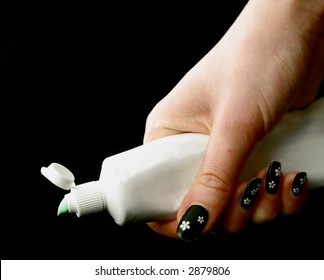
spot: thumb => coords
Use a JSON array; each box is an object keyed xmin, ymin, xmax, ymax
[{"xmin": 176, "ymin": 119, "xmax": 257, "ymax": 242}]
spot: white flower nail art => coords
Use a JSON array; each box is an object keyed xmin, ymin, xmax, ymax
[
  {"xmin": 292, "ymin": 187, "xmax": 301, "ymax": 194},
  {"xmin": 243, "ymin": 198, "xmax": 251, "ymax": 205},
  {"xmin": 268, "ymin": 181, "xmax": 276, "ymax": 189},
  {"xmin": 197, "ymin": 216, "xmax": 205, "ymax": 224},
  {"xmin": 251, "ymin": 188, "xmax": 258, "ymax": 195},
  {"xmin": 180, "ymin": 221, "xmax": 190, "ymax": 231},
  {"xmin": 291, "ymin": 173, "xmax": 307, "ymax": 196},
  {"xmin": 300, "ymin": 176, "xmax": 306, "ymax": 185},
  {"xmin": 275, "ymin": 167, "xmax": 281, "ymax": 177}
]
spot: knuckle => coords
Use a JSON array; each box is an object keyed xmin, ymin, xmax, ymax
[{"xmin": 195, "ymin": 171, "xmax": 232, "ymax": 197}]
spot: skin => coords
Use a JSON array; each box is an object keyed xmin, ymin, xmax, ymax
[{"xmin": 143, "ymin": 0, "xmax": 324, "ymax": 239}]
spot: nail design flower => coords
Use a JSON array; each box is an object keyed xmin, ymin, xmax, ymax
[
  {"xmin": 251, "ymin": 182, "xmax": 261, "ymax": 195},
  {"xmin": 251, "ymin": 188, "xmax": 258, "ymax": 195},
  {"xmin": 197, "ymin": 216, "xmax": 205, "ymax": 224},
  {"xmin": 268, "ymin": 181, "xmax": 276, "ymax": 189},
  {"xmin": 300, "ymin": 176, "xmax": 306, "ymax": 185},
  {"xmin": 177, "ymin": 206, "xmax": 209, "ymax": 241},
  {"xmin": 241, "ymin": 178, "xmax": 262, "ymax": 210},
  {"xmin": 292, "ymin": 187, "xmax": 301, "ymax": 195},
  {"xmin": 179, "ymin": 220, "xmax": 190, "ymax": 231},
  {"xmin": 275, "ymin": 167, "xmax": 281, "ymax": 177},
  {"xmin": 291, "ymin": 172, "xmax": 307, "ymax": 197},
  {"xmin": 243, "ymin": 197, "xmax": 251, "ymax": 205}
]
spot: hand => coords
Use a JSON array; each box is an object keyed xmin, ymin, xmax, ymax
[{"xmin": 143, "ymin": 0, "xmax": 324, "ymax": 241}]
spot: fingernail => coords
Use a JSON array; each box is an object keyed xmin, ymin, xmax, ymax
[
  {"xmin": 177, "ymin": 205, "xmax": 208, "ymax": 242},
  {"xmin": 265, "ymin": 161, "xmax": 281, "ymax": 194},
  {"xmin": 240, "ymin": 177, "xmax": 262, "ymax": 210},
  {"xmin": 291, "ymin": 172, "xmax": 307, "ymax": 196}
]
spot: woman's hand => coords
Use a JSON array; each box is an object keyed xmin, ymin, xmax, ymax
[{"xmin": 144, "ymin": 0, "xmax": 323, "ymax": 241}]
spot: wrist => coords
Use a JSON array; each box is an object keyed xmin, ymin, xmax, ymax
[
  {"xmin": 246, "ymin": 0, "xmax": 324, "ymax": 49},
  {"xmin": 288, "ymin": 0, "xmax": 324, "ymax": 34}
]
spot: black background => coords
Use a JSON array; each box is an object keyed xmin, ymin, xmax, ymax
[{"xmin": 1, "ymin": 0, "xmax": 323, "ymax": 260}]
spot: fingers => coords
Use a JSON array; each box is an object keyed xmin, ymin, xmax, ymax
[
  {"xmin": 220, "ymin": 162, "xmax": 308, "ymax": 234},
  {"xmin": 220, "ymin": 177, "xmax": 262, "ymax": 233},
  {"xmin": 280, "ymin": 171, "xmax": 308, "ymax": 215},
  {"xmin": 251, "ymin": 161, "xmax": 283, "ymax": 224},
  {"xmin": 251, "ymin": 164, "xmax": 308, "ymax": 224},
  {"xmin": 147, "ymin": 220, "xmax": 179, "ymax": 239},
  {"xmin": 175, "ymin": 121, "xmax": 256, "ymax": 242},
  {"xmin": 147, "ymin": 161, "xmax": 309, "ymax": 239}
]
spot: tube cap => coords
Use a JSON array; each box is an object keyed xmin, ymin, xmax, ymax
[
  {"xmin": 64, "ymin": 181, "xmax": 105, "ymax": 217},
  {"xmin": 41, "ymin": 163, "xmax": 75, "ymax": 190}
]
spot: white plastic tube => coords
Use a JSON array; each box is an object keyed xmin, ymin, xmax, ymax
[{"xmin": 42, "ymin": 97, "xmax": 324, "ymax": 226}]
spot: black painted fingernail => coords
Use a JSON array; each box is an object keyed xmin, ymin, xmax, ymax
[
  {"xmin": 240, "ymin": 177, "xmax": 262, "ymax": 210},
  {"xmin": 291, "ymin": 172, "xmax": 307, "ymax": 196},
  {"xmin": 177, "ymin": 205, "xmax": 208, "ymax": 242},
  {"xmin": 265, "ymin": 161, "xmax": 281, "ymax": 194}
]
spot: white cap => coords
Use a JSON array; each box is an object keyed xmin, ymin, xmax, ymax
[
  {"xmin": 41, "ymin": 162, "xmax": 106, "ymax": 217},
  {"xmin": 41, "ymin": 163, "xmax": 75, "ymax": 190},
  {"xmin": 64, "ymin": 181, "xmax": 105, "ymax": 217}
]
